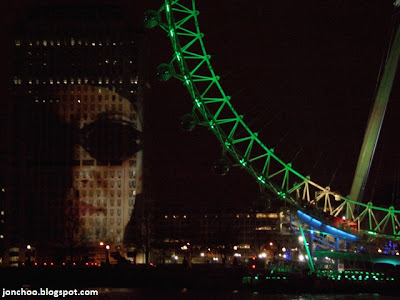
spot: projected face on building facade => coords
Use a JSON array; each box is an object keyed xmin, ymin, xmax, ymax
[{"xmin": 54, "ymin": 85, "xmax": 142, "ymax": 249}]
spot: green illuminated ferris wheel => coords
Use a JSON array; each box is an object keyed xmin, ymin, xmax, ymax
[{"xmin": 145, "ymin": 0, "xmax": 400, "ymax": 243}]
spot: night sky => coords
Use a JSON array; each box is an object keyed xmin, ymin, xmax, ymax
[{"xmin": 1, "ymin": 0, "xmax": 399, "ymax": 210}]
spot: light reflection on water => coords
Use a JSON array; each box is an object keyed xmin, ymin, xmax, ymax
[{"xmin": 68, "ymin": 288, "xmax": 398, "ymax": 300}]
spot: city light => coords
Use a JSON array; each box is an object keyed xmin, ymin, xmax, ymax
[
  {"xmin": 299, "ymin": 254, "xmax": 305, "ymax": 261},
  {"xmin": 258, "ymin": 253, "xmax": 267, "ymax": 258},
  {"xmin": 200, "ymin": 253, "xmax": 205, "ymax": 257}
]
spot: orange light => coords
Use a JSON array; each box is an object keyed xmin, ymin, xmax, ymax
[{"xmin": 252, "ymin": 265, "xmax": 256, "ymax": 269}]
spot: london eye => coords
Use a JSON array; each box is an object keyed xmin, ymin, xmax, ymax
[{"xmin": 145, "ymin": 0, "xmax": 400, "ymax": 271}]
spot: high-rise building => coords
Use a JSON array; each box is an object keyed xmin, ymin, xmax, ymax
[{"xmin": 8, "ymin": 3, "xmax": 144, "ymax": 265}]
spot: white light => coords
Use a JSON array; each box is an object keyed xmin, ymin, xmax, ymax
[
  {"xmin": 298, "ymin": 236, "xmax": 304, "ymax": 242},
  {"xmin": 213, "ymin": 257, "xmax": 218, "ymax": 261},
  {"xmin": 233, "ymin": 246, "xmax": 238, "ymax": 251},
  {"xmin": 27, "ymin": 245, "xmax": 31, "ymax": 250},
  {"xmin": 378, "ymin": 249, "xmax": 382, "ymax": 253},
  {"xmin": 299, "ymin": 254, "xmax": 305, "ymax": 261},
  {"xmin": 258, "ymin": 253, "xmax": 267, "ymax": 258},
  {"xmin": 105, "ymin": 245, "xmax": 110, "ymax": 250},
  {"xmin": 283, "ymin": 254, "xmax": 287, "ymax": 259},
  {"xmin": 234, "ymin": 253, "xmax": 241, "ymax": 257},
  {"xmin": 200, "ymin": 253, "xmax": 204, "ymax": 257},
  {"xmin": 181, "ymin": 245, "xmax": 188, "ymax": 250},
  {"xmin": 174, "ymin": 256, "xmax": 178, "ymax": 260},
  {"xmin": 342, "ymin": 216, "xmax": 346, "ymax": 221},
  {"xmin": 282, "ymin": 247, "xmax": 286, "ymax": 252}
]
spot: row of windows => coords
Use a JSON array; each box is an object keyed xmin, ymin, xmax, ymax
[
  {"xmin": 82, "ymin": 217, "xmax": 125, "ymax": 226},
  {"xmin": 81, "ymin": 208, "xmax": 123, "ymax": 217},
  {"xmin": 75, "ymin": 189, "xmax": 136, "ymax": 198},
  {"xmin": 75, "ymin": 170, "xmax": 133, "ymax": 178},
  {"xmin": 15, "ymin": 40, "xmax": 133, "ymax": 47},
  {"xmin": 85, "ymin": 227, "xmax": 123, "ymax": 236},
  {"xmin": 14, "ymin": 78, "xmax": 138, "ymax": 86},
  {"xmin": 163, "ymin": 213, "xmax": 279, "ymax": 219},
  {"xmin": 75, "ymin": 180, "xmax": 136, "ymax": 188},
  {"xmin": 79, "ymin": 199, "xmax": 134, "ymax": 207}
]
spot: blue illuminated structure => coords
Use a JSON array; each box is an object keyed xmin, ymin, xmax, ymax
[{"xmin": 297, "ymin": 210, "xmax": 360, "ymax": 243}]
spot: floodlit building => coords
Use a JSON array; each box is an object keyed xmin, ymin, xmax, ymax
[{"xmin": 7, "ymin": 3, "xmax": 144, "ymax": 265}]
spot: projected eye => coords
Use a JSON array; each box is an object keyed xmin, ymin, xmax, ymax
[{"xmin": 79, "ymin": 119, "xmax": 142, "ymax": 162}]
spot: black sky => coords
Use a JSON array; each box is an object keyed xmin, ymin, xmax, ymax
[{"xmin": 1, "ymin": 0, "xmax": 399, "ymax": 209}]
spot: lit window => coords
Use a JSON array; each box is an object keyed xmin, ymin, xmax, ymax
[
  {"xmin": 15, "ymin": 40, "xmax": 21, "ymax": 46},
  {"xmin": 71, "ymin": 39, "xmax": 75, "ymax": 46},
  {"xmin": 43, "ymin": 40, "xmax": 47, "ymax": 46},
  {"xmin": 92, "ymin": 42, "xmax": 96, "ymax": 46},
  {"xmin": 267, "ymin": 213, "xmax": 278, "ymax": 219},
  {"xmin": 50, "ymin": 40, "xmax": 54, "ymax": 46},
  {"xmin": 57, "ymin": 40, "xmax": 61, "ymax": 46},
  {"xmin": 256, "ymin": 213, "xmax": 267, "ymax": 219}
]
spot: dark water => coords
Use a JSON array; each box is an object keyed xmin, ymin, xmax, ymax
[{"xmin": 73, "ymin": 288, "xmax": 400, "ymax": 300}]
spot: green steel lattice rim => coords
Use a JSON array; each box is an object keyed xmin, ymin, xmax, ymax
[{"xmin": 153, "ymin": 0, "xmax": 400, "ymax": 240}]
